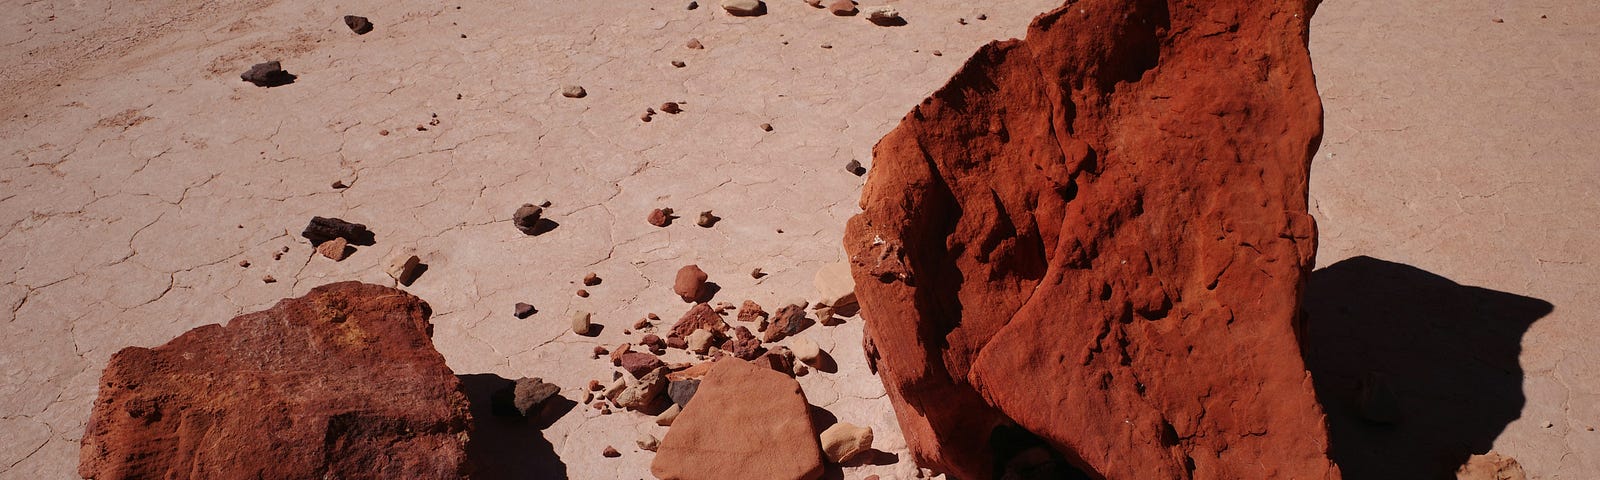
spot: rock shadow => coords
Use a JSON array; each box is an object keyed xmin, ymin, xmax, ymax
[
  {"xmin": 1303, "ymin": 256, "xmax": 1552, "ymax": 479},
  {"xmin": 456, "ymin": 374, "xmax": 572, "ymax": 479}
]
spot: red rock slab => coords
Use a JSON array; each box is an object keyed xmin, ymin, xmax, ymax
[
  {"xmin": 843, "ymin": 0, "xmax": 1339, "ymax": 478},
  {"xmin": 651, "ymin": 359, "xmax": 823, "ymax": 480},
  {"xmin": 78, "ymin": 282, "xmax": 471, "ymax": 479}
]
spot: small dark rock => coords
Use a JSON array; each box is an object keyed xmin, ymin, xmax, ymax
[
  {"xmin": 513, "ymin": 302, "xmax": 535, "ymax": 319},
  {"xmin": 668, "ymin": 379, "xmax": 701, "ymax": 407},
  {"xmin": 344, "ymin": 15, "xmax": 373, "ymax": 34},
  {"xmin": 661, "ymin": 102, "xmax": 682, "ymax": 114},
  {"xmin": 648, "ymin": 207, "xmax": 674, "ymax": 227},
  {"xmin": 602, "ymin": 446, "xmax": 621, "ymax": 458},
  {"xmin": 845, "ymin": 159, "xmax": 865, "ymax": 175},
  {"xmin": 583, "ymin": 272, "xmax": 602, "ymax": 286},
  {"xmin": 759, "ymin": 123, "xmax": 774, "ymax": 132},
  {"xmin": 301, "ymin": 216, "xmax": 375, "ymax": 246},
  {"xmin": 576, "ymin": 289, "xmax": 589, "ymax": 298},
  {"xmin": 512, "ymin": 203, "xmax": 544, "ymax": 235},
  {"xmin": 490, "ymin": 377, "xmax": 561, "ymax": 417},
  {"xmin": 241, "ymin": 61, "xmax": 296, "ymax": 87},
  {"xmin": 696, "ymin": 211, "xmax": 719, "ymax": 228}
]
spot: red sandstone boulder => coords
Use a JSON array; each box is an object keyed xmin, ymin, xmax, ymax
[
  {"xmin": 842, "ymin": 1, "xmax": 1338, "ymax": 479},
  {"xmin": 78, "ymin": 282, "xmax": 471, "ymax": 479},
  {"xmin": 651, "ymin": 359, "xmax": 824, "ymax": 480}
]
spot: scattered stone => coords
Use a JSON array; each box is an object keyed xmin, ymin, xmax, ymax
[
  {"xmin": 239, "ymin": 260, "xmax": 250, "ymax": 268},
  {"xmin": 648, "ymin": 207, "xmax": 674, "ymax": 227},
  {"xmin": 582, "ymin": 391, "xmax": 593, "ymax": 403},
  {"xmin": 687, "ymin": 329, "xmax": 715, "ymax": 354},
  {"xmin": 814, "ymin": 261, "xmax": 857, "ymax": 308},
  {"xmin": 845, "ymin": 159, "xmax": 865, "ymax": 175},
  {"xmin": 761, "ymin": 348, "xmax": 794, "ymax": 375},
  {"xmin": 661, "ymin": 102, "xmax": 682, "ymax": 114},
  {"xmin": 240, "ymin": 61, "xmax": 295, "ymax": 87},
  {"xmin": 379, "ymin": 129, "xmax": 390, "ymax": 136},
  {"xmin": 633, "ymin": 317, "xmax": 652, "ymax": 330},
  {"xmin": 316, "ymin": 237, "xmax": 349, "ymax": 261},
  {"xmin": 609, "ymin": 344, "xmax": 631, "ymax": 365},
  {"xmin": 816, "ymin": 306, "xmax": 841, "ymax": 326},
  {"xmin": 576, "ymin": 289, "xmax": 589, "ymax": 298},
  {"xmin": 863, "ymin": 6, "xmax": 902, "ymax": 25},
  {"xmin": 667, "ymin": 336, "xmax": 688, "ymax": 349},
  {"xmin": 1457, "ymin": 452, "xmax": 1526, "ymax": 480},
  {"xmin": 588, "ymin": 379, "xmax": 602, "ymax": 391},
  {"xmin": 667, "ymin": 377, "xmax": 701, "ymax": 408},
  {"xmin": 805, "ymin": 0, "xmax": 823, "ymax": 6},
  {"xmin": 760, "ymin": 123, "xmax": 774, "ymax": 132},
  {"xmin": 671, "ymin": 303, "xmax": 729, "ymax": 340},
  {"xmin": 343, "ymin": 15, "xmax": 373, "ymax": 34},
  {"xmin": 751, "ymin": 267, "xmax": 766, "ymax": 279},
  {"xmin": 602, "ymin": 446, "xmax": 621, "ymax": 458},
  {"xmin": 696, "ymin": 210, "xmax": 719, "ymax": 227},
  {"xmin": 671, "ymin": 60, "xmax": 686, "ymax": 68},
  {"xmin": 687, "ymin": 1, "xmax": 698, "ymax": 9},
  {"xmin": 512, "ymin": 203, "xmax": 545, "ymax": 235},
  {"xmin": 561, "ymin": 85, "xmax": 587, "ymax": 98},
  {"xmin": 642, "ymin": 334, "xmax": 664, "ymax": 348},
  {"xmin": 737, "ymin": 300, "xmax": 767, "ymax": 324},
  {"xmin": 828, "ymin": 0, "xmax": 857, "ymax": 15},
  {"xmin": 932, "ymin": 50, "xmax": 942, "ymax": 56},
  {"xmin": 651, "ymin": 359, "xmax": 823, "ymax": 480},
  {"xmin": 331, "ymin": 180, "xmax": 348, "ymax": 189},
  {"xmin": 794, "ymin": 363, "xmax": 810, "ymax": 376},
  {"xmin": 490, "ymin": 377, "xmax": 561, "ymax": 417},
  {"xmin": 791, "ymin": 336, "xmax": 823, "ymax": 367},
  {"xmin": 603, "ymin": 377, "xmax": 627, "ymax": 401},
  {"xmin": 763, "ymin": 301, "xmax": 810, "ymax": 342},
  {"xmin": 571, "ymin": 311, "xmax": 593, "ymax": 335},
  {"xmin": 686, "ymin": 38, "xmax": 704, "ymax": 49},
  {"xmin": 656, "ymin": 403, "xmax": 682, "ymax": 426},
  {"xmin": 821, "ymin": 422, "xmax": 874, "ymax": 463},
  {"xmin": 721, "ymin": 0, "xmax": 764, "ymax": 16},
  {"xmin": 1492, "ymin": 18, "xmax": 1505, "ymax": 24},
  {"xmin": 620, "ymin": 352, "xmax": 666, "ymax": 379},
  {"xmin": 301, "ymin": 216, "xmax": 375, "ymax": 246},
  {"xmin": 721, "ymin": 326, "xmax": 763, "ymax": 360},
  {"xmin": 976, "ymin": 13, "xmax": 986, "ymax": 20},
  {"xmin": 638, "ymin": 433, "xmax": 660, "ymax": 452},
  {"xmin": 77, "ymin": 283, "xmax": 470, "ymax": 478},
  {"xmin": 641, "ymin": 109, "xmax": 656, "ymax": 122},
  {"xmin": 385, "ymin": 250, "xmax": 422, "ymax": 286},
  {"xmin": 514, "ymin": 302, "xmax": 536, "ymax": 319},
  {"xmin": 583, "ymin": 272, "xmax": 601, "ymax": 286},
  {"xmin": 821, "ymin": 44, "xmax": 832, "ymax": 49},
  {"xmin": 617, "ymin": 366, "xmax": 669, "ymax": 410},
  {"xmin": 261, "ymin": 275, "xmax": 277, "ymax": 284},
  {"xmin": 673, "ymin": 265, "xmax": 711, "ymax": 302}
]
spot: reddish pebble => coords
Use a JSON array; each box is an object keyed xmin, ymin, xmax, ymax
[
  {"xmin": 603, "ymin": 446, "xmax": 620, "ymax": 458},
  {"xmin": 576, "ymin": 289, "xmax": 589, "ymax": 297}
]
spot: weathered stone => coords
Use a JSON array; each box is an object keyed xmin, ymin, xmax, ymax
[
  {"xmin": 763, "ymin": 302, "xmax": 810, "ymax": 343},
  {"xmin": 512, "ymin": 204, "xmax": 544, "ymax": 235},
  {"xmin": 667, "ymin": 379, "xmax": 700, "ymax": 408},
  {"xmin": 843, "ymin": 1, "xmax": 1335, "ymax": 478},
  {"xmin": 791, "ymin": 336, "xmax": 822, "ymax": 367},
  {"xmin": 1457, "ymin": 453, "xmax": 1526, "ymax": 480},
  {"xmin": 78, "ymin": 282, "xmax": 469, "ymax": 479},
  {"xmin": 571, "ymin": 311, "xmax": 593, "ymax": 335},
  {"xmin": 662, "ymin": 101, "xmax": 682, "ymax": 113},
  {"xmin": 845, "ymin": 159, "xmax": 865, "ymax": 176},
  {"xmin": 686, "ymin": 38, "xmax": 704, "ymax": 49},
  {"xmin": 638, "ymin": 433, "xmax": 661, "ymax": 452},
  {"xmin": 666, "ymin": 362, "xmax": 713, "ymax": 383},
  {"xmin": 721, "ymin": 0, "xmax": 764, "ymax": 16},
  {"xmin": 316, "ymin": 236, "xmax": 349, "ymax": 261},
  {"xmin": 609, "ymin": 343, "xmax": 631, "ymax": 365},
  {"xmin": 820, "ymin": 422, "xmax": 873, "ymax": 463},
  {"xmin": 603, "ymin": 377, "xmax": 627, "ymax": 401},
  {"xmin": 561, "ymin": 85, "xmax": 586, "ymax": 98},
  {"xmin": 737, "ymin": 300, "xmax": 768, "ymax": 323},
  {"xmin": 813, "ymin": 262, "xmax": 856, "ymax": 307},
  {"xmin": 670, "ymin": 302, "xmax": 727, "ymax": 339},
  {"xmin": 616, "ymin": 367, "xmax": 669, "ymax": 410},
  {"xmin": 491, "ymin": 377, "xmax": 561, "ymax": 417},
  {"xmin": 602, "ymin": 446, "xmax": 620, "ymax": 458},
  {"xmin": 301, "ymin": 216, "xmax": 375, "ymax": 246},
  {"xmin": 648, "ymin": 208, "xmax": 674, "ymax": 227},
  {"xmin": 656, "ymin": 404, "xmax": 681, "ymax": 426},
  {"xmin": 343, "ymin": 15, "xmax": 373, "ymax": 34},
  {"xmin": 385, "ymin": 250, "xmax": 422, "ymax": 286},
  {"xmin": 651, "ymin": 359, "xmax": 824, "ymax": 480},
  {"xmin": 240, "ymin": 61, "xmax": 295, "ymax": 87},
  {"xmin": 620, "ymin": 352, "xmax": 666, "ymax": 379},
  {"xmin": 513, "ymin": 302, "xmax": 535, "ymax": 319},
  {"xmin": 686, "ymin": 329, "xmax": 714, "ymax": 354},
  {"xmin": 673, "ymin": 265, "xmax": 711, "ymax": 302},
  {"xmin": 721, "ymin": 326, "xmax": 763, "ymax": 360},
  {"xmin": 696, "ymin": 210, "xmax": 718, "ymax": 228},
  {"xmin": 827, "ymin": 0, "xmax": 857, "ymax": 15},
  {"xmin": 583, "ymin": 272, "xmax": 601, "ymax": 286},
  {"xmin": 863, "ymin": 6, "xmax": 902, "ymax": 25}
]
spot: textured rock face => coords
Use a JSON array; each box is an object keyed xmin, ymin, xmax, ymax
[
  {"xmin": 79, "ymin": 282, "xmax": 471, "ymax": 479},
  {"xmin": 842, "ymin": 1, "xmax": 1336, "ymax": 479},
  {"xmin": 651, "ymin": 359, "xmax": 823, "ymax": 480}
]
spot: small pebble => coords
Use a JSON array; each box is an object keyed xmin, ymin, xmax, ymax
[
  {"xmin": 588, "ymin": 379, "xmax": 602, "ymax": 391},
  {"xmin": 977, "ymin": 13, "xmax": 987, "ymax": 20},
  {"xmin": 697, "ymin": 211, "xmax": 718, "ymax": 227},
  {"xmin": 637, "ymin": 433, "xmax": 660, "ymax": 452},
  {"xmin": 331, "ymin": 180, "xmax": 348, "ymax": 189},
  {"xmin": 239, "ymin": 260, "xmax": 251, "ymax": 268},
  {"xmin": 751, "ymin": 268, "xmax": 766, "ymax": 279},
  {"xmin": 561, "ymin": 85, "xmax": 587, "ymax": 98},
  {"xmin": 845, "ymin": 159, "xmax": 865, "ymax": 175},
  {"xmin": 672, "ymin": 60, "xmax": 686, "ymax": 68},
  {"xmin": 661, "ymin": 102, "xmax": 682, "ymax": 114},
  {"xmin": 760, "ymin": 123, "xmax": 774, "ymax": 131},
  {"xmin": 602, "ymin": 446, "xmax": 620, "ymax": 458},
  {"xmin": 577, "ymin": 289, "xmax": 589, "ymax": 298},
  {"xmin": 572, "ymin": 311, "xmax": 593, "ymax": 335},
  {"xmin": 379, "ymin": 129, "xmax": 389, "ymax": 136},
  {"xmin": 821, "ymin": 44, "xmax": 832, "ymax": 49},
  {"xmin": 686, "ymin": 38, "xmax": 704, "ymax": 49},
  {"xmin": 932, "ymin": 50, "xmax": 942, "ymax": 56},
  {"xmin": 687, "ymin": 1, "xmax": 698, "ymax": 9},
  {"xmin": 583, "ymin": 272, "xmax": 602, "ymax": 286},
  {"xmin": 594, "ymin": 345, "xmax": 609, "ymax": 356},
  {"xmin": 262, "ymin": 275, "xmax": 276, "ymax": 284},
  {"xmin": 513, "ymin": 302, "xmax": 536, "ymax": 319}
]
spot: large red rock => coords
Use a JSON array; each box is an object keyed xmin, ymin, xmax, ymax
[
  {"xmin": 842, "ymin": 1, "xmax": 1338, "ymax": 479},
  {"xmin": 651, "ymin": 359, "xmax": 824, "ymax": 480},
  {"xmin": 79, "ymin": 282, "xmax": 472, "ymax": 479}
]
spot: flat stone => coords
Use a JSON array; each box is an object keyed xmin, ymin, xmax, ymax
[
  {"xmin": 651, "ymin": 359, "xmax": 824, "ymax": 480},
  {"xmin": 721, "ymin": 0, "xmax": 764, "ymax": 16},
  {"xmin": 820, "ymin": 422, "xmax": 873, "ymax": 463},
  {"xmin": 240, "ymin": 61, "xmax": 295, "ymax": 87},
  {"xmin": 343, "ymin": 15, "xmax": 373, "ymax": 34},
  {"xmin": 668, "ymin": 378, "xmax": 700, "ymax": 407},
  {"xmin": 686, "ymin": 329, "xmax": 714, "ymax": 354},
  {"xmin": 620, "ymin": 352, "xmax": 666, "ymax": 379},
  {"xmin": 561, "ymin": 85, "xmax": 587, "ymax": 98},
  {"xmin": 813, "ymin": 261, "xmax": 856, "ymax": 307},
  {"xmin": 316, "ymin": 236, "xmax": 348, "ymax": 261},
  {"xmin": 513, "ymin": 302, "xmax": 535, "ymax": 319},
  {"xmin": 827, "ymin": 0, "xmax": 857, "ymax": 15}
]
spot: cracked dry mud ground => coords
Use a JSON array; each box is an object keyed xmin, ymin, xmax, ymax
[{"xmin": 0, "ymin": 1, "xmax": 1595, "ymax": 479}]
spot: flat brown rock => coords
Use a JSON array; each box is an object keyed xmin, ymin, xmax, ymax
[
  {"xmin": 78, "ymin": 282, "xmax": 470, "ymax": 479},
  {"xmin": 651, "ymin": 359, "xmax": 823, "ymax": 480},
  {"xmin": 843, "ymin": 0, "xmax": 1338, "ymax": 478}
]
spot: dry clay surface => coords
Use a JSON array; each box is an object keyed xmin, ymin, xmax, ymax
[{"xmin": 0, "ymin": 0, "xmax": 1595, "ymax": 479}]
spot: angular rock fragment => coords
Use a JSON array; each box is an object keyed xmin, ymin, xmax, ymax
[
  {"xmin": 648, "ymin": 207, "xmax": 674, "ymax": 227},
  {"xmin": 316, "ymin": 237, "xmax": 349, "ymax": 261},
  {"xmin": 385, "ymin": 250, "xmax": 422, "ymax": 286},
  {"xmin": 656, "ymin": 404, "xmax": 681, "ymax": 426},
  {"xmin": 686, "ymin": 38, "xmax": 704, "ymax": 49},
  {"xmin": 843, "ymin": 1, "xmax": 1337, "ymax": 478},
  {"xmin": 763, "ymin": 301, "xmax": 810, "ymax": 343},
  {"xmin": 668, "ymin": 378, "xmax": 699, "ymax": 408},
  {"xmin": 491, "ymin": 377, "xmax": 561, "ymax": 418},
  {"xmin": 344, "ymin": 15, "xmax": 373, "ymax": 34},
  {"xmin": 561, "ymin": 85, "xmax": 586, "ymax": 98},
  {"xmin": 602, "ymin": 446, "xmax": 621, "ymax": 458},
  {"xmin": 686, "ymin": 329, "xmax": 714, "ymax": 354},
  {"xmin": 721, "ymin": 326, "xmax": 763, "ymax": 360},
  {"xmin": 673, "ymin": 265, "xmax": 711, "ymax": 302},
  {"xmin": 512, "ymin": 203, "xmax": 545, "ymax": 235},
  {"xmin": 863, "ymin": 6, "xmax": 903, "ymax": 26},
  {"xmin": 638, "ymin": 433, "xmax": 660, "ymax": 452},
  {"xmin": 583, "ymin": 272, "xmax": 601, "ymax": 286},
  {"xmin": 820, "ymin": 422, "xmax": 873, "ymax": 463},
  {"xmin": 78, "ymin": 282, "xmax": 470, "ymax": 479},
  {"xmin": 737, "ymin": 300, "xmax": 768, "ymax": 324},
  {"xmin": 721, "ymin": 0, "xmax": 765, "ymax": 16},
  {"xmin": 620, "ymin": 352, "xmax": 666, "ymax": 379},
  {"xmin": 616, "ymin": 367, "xmax": 668, "ymax": 410},
  {"xmin": 845, "ymin": 159, "xmax": 865, "ymax": 176},
  {"xmin": 240, "ymin": 61, "xmax": 295, "ymax": 87},
  {"xmin": 652, "ymin": 359, "xmax": 824, "ymax": 480},
  {"xmin": 301, "ymin": 216, "xmax": 375, "ymax": 246},
  {"xmin": 513, "ymin": 302, "xmax": 535, "ymax": 319},
  {"xmin": 661, "ymin": 101, "xmax": 682, "ymax": 113},
  {"xmin": 813, "ymin": 261, "xmax": 856, "ymax": 308},
  {"xmin": 696, "ymin": 210, "xmax": 719, "ymax": 228}
]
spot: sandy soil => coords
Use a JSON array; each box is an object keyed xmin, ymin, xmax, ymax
[{"xmin": 0, "ymin": 0, "xmax": 1594, "ymax": 479}]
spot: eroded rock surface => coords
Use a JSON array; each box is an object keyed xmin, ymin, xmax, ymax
[
  {"xmin": 78, "ymin": 282, "xmax": 471, "ymax": 479},
  {"xmin": 843, "ymin": 1, "xmax": 1336, "ymax": 478}
]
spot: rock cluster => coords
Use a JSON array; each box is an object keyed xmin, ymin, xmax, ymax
[{"xmin": 843, "ymin": 0, "xmax": 1337, "ymax": 478}]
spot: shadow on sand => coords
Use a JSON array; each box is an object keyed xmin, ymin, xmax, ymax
[
  {"xmin": 1303, "ymin": 256, "xmax": 1553, "ymax": 479},
  {"xmin": 456, "ymin": 373, "xmax": 572, "ymax": 479}
]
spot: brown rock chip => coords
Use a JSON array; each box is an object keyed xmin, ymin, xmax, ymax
[
  {"xmin": 648, "ymin": 207, "xmax": 674, "ymax": 227},
  {"xmin": 651, "ymin": 359, "xmax": 824, "ymax": 480},
  {"xmin": 669, "ymin": 303, "xmax": 728, "ymax": 340},
  {"xmin": 316, "ymin": 237, "xmax": 349, "ymax": 261}
]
